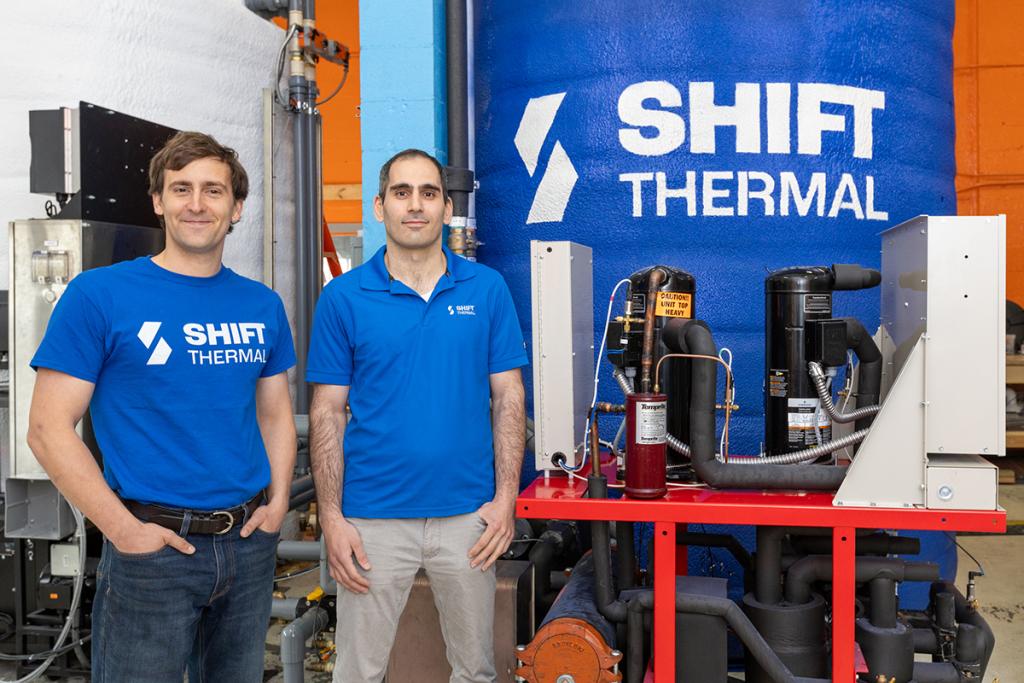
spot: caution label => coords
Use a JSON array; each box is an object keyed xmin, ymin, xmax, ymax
[
  {"xmin": 768, "ymin": 368, "xmax": 789, "ymax": 398},
  {"xmin": 654, "ymin": 291, "xmax": 693, "ymax": 319}
]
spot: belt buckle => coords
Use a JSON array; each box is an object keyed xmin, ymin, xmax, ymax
[{"xmin": 211, "ymin": 510, "xmax": 235, "ymax": 535}]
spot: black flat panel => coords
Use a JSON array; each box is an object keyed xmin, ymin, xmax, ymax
[{"xmin": 58, "ymin": 102, "xmax": 177, "ymax": 228}]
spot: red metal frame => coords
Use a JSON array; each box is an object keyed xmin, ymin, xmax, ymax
[{"xmin": 517, "ymin": 472, "xmax": 1006, "ymax": 682}]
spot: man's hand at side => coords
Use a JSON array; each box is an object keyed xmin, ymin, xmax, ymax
[
  {"xmin": 240, "ymin": 496, "xmax": 289, "ymax": 537},
  {"xmin": 322, "ymin": 514, "xmax": 372, "ymax": 593},
  {"xmin": 468, "ymin": 495, "xmax": 515, "ymax": 571}
]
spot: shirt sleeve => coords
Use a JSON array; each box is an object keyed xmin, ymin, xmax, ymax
[
  {"xmin": 488, "ymin": 276, "xmax": 529, "ymax": 374},
  {"xmin": 261, "ymin": 295, "xmax": 297, "ymax": 378},
  {"xmin": 306, "ymin": 287, "xmax": 354, "ymax": 386},
  {"xmin": 30, "ymin": 279, "xmax": 109, "ymax": 383}
]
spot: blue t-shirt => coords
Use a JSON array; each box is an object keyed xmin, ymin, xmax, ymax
[
  {"xmin": 31, "ymin": 257, "xmax": 296, "ymax": 510},
  {"xmin": 306, "ymin": 246, "xmax": 528, "ymax": 518}
]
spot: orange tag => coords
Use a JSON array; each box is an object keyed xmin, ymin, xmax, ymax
[{"xmin": 655, "ymin": 291, "xmax": 692, "ymax": 318}]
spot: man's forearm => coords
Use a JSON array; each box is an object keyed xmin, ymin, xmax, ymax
[
  {"xmin": 309, "ymin": 395, "xmax": 346, "ymax": 523},
  {"xmin": 259, "ymin": 411, "xmax": 297, "ymax": 507},
  {"xmin": 491, "ymin": 385, "xmax": 526, "ymax": 501},
  {"xmin": 29, "ymin": 426, "xmax": 140, "ymax": 544}
]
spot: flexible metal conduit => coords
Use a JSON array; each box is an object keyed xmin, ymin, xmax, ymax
[
  {"xmin": 740, "ymin": 428, "xmax": 869, "ymax": 465},
  {"xmin": 807, "ymin": 362, "xmax": 880, "ymax": 423}
]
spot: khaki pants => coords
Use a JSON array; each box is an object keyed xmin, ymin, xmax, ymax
[{"xmin": 333, "ymin": 513, "xmax": 497, "ymax": 683}]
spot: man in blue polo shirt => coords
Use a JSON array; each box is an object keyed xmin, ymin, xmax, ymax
[
  {"xmin": 28, "ymin": 131, "xmax": 296, "ymax": 682},
  {"xmin": 308, "ymin": 149, "xmax": 527, "ymax": 682}
]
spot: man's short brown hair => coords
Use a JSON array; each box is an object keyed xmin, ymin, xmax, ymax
[
  {"xmin": 148, "ymin": 131, "xmax": 249, "ymax": 201},
  {"xmin": 377, "ymin": 149, "xmax": 448, "ymax": 201}
]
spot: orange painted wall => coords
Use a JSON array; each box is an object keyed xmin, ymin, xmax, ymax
[
  {"xmin": 954, "ymin": 0, "xmax": 1024, "ymax": 304},
  {"xmin": 315, "ymin": 1, "xmax": 361, "ymax": 226}
]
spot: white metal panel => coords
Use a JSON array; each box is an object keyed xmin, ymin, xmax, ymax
[
  {"xmin": 926, "ymin": 454, "xmax": 998, "ymax": 510},
  {"xmin": 835, "ymin": 338, "xmax": 926, "ymax": 508},
  {"xmin": 530, "ymin": 241, "xmax": 593, "ymax": 470},
  {"xmin": 923, "ymin": 216, "xmax": 1005, "ymax": 456}
]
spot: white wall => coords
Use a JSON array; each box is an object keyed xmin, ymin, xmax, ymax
[{"xmin": 0, "ymin": 0, "xmax": 291, "ymax": 287}]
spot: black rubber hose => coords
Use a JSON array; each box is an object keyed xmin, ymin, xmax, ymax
[
  {"xmin": 839, "ymin": 317, "xmax": 882, "ymax": 432},
  {"xmin": 912, "ymin": 661, "xmax": 963, "ymax": 683},
  {"xmin": 625, "ymin": 589, "xmax": 829, "ymax": 683},
  {"xmin": 661, "ymin": 319, "xmax": 847, "ymax": 490},
  {"xmin": 678, "ymin": 532, "xmax": 754, "ymax": 572},
  {"xmin": 785, "ymin": 556, "xmax": 939, "ymax": 605},
  {"xmin": 830, "ymin": 264, "xmax": 881, "ymax": 291},
  {"xmin": 587, "ymin": 474, "xmax": 628, "ymax": 622}
]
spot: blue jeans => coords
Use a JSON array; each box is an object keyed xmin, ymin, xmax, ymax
[{"xmin": 91, "ymin": 526, "xmax": 279, "ymax": 683}]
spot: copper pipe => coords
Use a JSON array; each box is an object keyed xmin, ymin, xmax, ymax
[
  {"xmin": 595, "ymin": 402, "xmax": 626, "ymax": 413},
  {"xmin": 589, "ymin": 409, "xmax": 601, "ymax": 467},
  {"xmin": 638, "ymin": 268, "xmax": 665, "ymax": 393}
]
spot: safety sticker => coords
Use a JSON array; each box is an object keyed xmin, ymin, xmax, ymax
[
  {"xmin": 629, "ymin": 292, "xmax": 646, "ymax": 315},
  {"xmin": 768, "ymin": 369, "xmax": 789, "ymax": 397},
  {"xmin": 635, "ymin": 400, "xmax": 667, "ymax": 444},
  {"xmin": 655, "ymin": 291, "xmax": 692, "ymax": 319},
  {"xmin": 786, "ymin": 398, "xmax": 831, "ymax": 445}
]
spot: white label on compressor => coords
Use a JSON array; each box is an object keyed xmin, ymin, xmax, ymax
[
  {"xmin": 635, "ymin": 400, "xmax": 667, "ymax": 444},
  {"xmin": 786, "ymin": 398, "xmax": 831, "ymax": 428}
]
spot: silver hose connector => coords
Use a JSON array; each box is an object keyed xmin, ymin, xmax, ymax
[
  {"xmin": 613, "ymin": 367, "xmax": 634, "ymax": 396},
  {"xmin": 807, "ymin": 361, "xmax": 880, "ymax": 423},
  {"xmin": 666, "ymin": 433, "xmax": 692, "ymax": 458}
]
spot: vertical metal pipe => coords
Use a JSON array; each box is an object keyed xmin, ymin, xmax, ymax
[
  {"xmin": 445, "ymin": 0, "xmax": 469, "ymax": 216},
  {"xmin": 288, "ymin": 0, "xmax": 311, "ymax": 414},
  {"xmin": 639, "ymin": 269, "xmax": 665, "ymax": 393}
]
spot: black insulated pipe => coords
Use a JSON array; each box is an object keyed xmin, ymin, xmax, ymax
[
  {"xmin": 586, "ymin": 475, "xmax": 628, "ymax": 623},
  {"xmin": 869, "ymin": 575, "xmax": 898, "ymax": 628},
  {"xmin": 616, "ymin": 521, "xmax": 637, "ymax": 591},
  {"xmin": 790, "ymin": 533, "xmax": 920, "ymax": 556},
  {"xmin": 755, "ymin": 526, "xmax": 786, "ymax": 605},
  {"xmin": 445, "ymin": 0, "xmax": 473, "ymax": 220},
  {"xmin": 911, "ymin": 662, "xmax": 963, "ymax": 683},
  {"xmin": 785, "ymin": 556, "xmax": 939, "ymax": 605},
  {"xmin": 661, "ymin": 318, "xmax": 847, "ymax": 490},
  {"xmin": 840, "ymin": 317, "xmax": 882, "ymax": 431},
  {"xmin": 937, "ymin": 582, "xmax": 995, "ymax": 678},
  {"xmin": 625, "ymin": 590, "xmax": 829, "ymax": 683},
  {"xmin": 831, "ymin": 263, "xmax": 882, "ymax": 290}
]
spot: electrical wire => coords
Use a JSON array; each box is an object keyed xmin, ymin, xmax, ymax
[
  {"xmin": 274, "ymin": 563, "xmax": 321, "ymax": 582},
  {"xmin": 273, "ymin": 24, "xmax": 300, "ymax": 109},
  {"xmin": 8, "ymin": 505, "xmax": 86, "ymax": 682},
  {"xmin": 946, "ymin": 532, "xmax": 984, "ymax": 576},
  {"xmin": 315, "ymin": 63, "xmax": 349, "ymax": 106},
  {"xmin": 561, "ymin": 278, "xmax": 631, "ymax": 476},
  {"xmin": 718, "ymin": 347, "xmax": 734, "ymax": 458}
]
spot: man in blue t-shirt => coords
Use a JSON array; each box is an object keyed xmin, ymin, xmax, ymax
[
  {"xmin": 28, "ymin": 131, "xmax": 296, "ymax": 683},
  {"xmin": 307, "ymin": 149, "xmax": 527, "ymax": 682}
]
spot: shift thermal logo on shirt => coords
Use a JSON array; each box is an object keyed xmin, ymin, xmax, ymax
[
  {"xmin": 514, "ymin": 92, "xmax": 579, "ymax": 224},
  {"xmin": 183, "ymin": 322, "xmax": 268, "ymax": 366},
  {"xmin": 449, "ymin": 305, "xmax": 476, "ymax": 316},
  {"xmin": 137, "ymin": 322, "xmax": 172, "ymax": 366}
]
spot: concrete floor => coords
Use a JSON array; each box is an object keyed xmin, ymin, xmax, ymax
[{"xmin": 952, "ymin": 484, "xmax": 1024, "ymax": 683}]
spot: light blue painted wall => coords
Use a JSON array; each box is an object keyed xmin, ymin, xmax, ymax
[{"xmin": 358, "ymin": 0, "xmax": 447, "ymax": 257}]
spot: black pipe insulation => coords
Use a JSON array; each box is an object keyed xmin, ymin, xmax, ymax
[
  {"xmin": 445, "ymin": 0, "xmax": 472, "ymax": 219},
  {"xmin": 756, "ymin": 527, "xmax": 787, "ymax": 605},
  {"xmin": 616, "ymin": 521, "xmax": 637, "ymax": 591},
  {"xmin": 528, "ymin": 535, "xmax": 558, "ymax": 606},
  {"xmin": 912, "ymin": 627, "xmax": 940, "ymax": 654},
  {"xmin": 660, "ymin": 318, "xmax": 847, "ymax": 490},
  {"xmin": 839, "ymin": 317, "xmax": 882, "ymax": 432},
  {"xmin": 936, "ymin": 582, "xmax": 995, "ymax": 678},
  {"xmin": 539, "ymin": 551, "xmax": 618, "ymax": 649},
  {"xmin": 625, "ymin": 590, "xmax": 829, "ymax": 683},
  {"xmin": 911, "ymin": 661, "xmax": 963, "ymax": 683},
  {"xmin": 870, "ymin": 575, "xmax": 898, "ymax": 628},
  {"xmin": 678, "ymin": 531, "xmax": 754, "ymax": 571},
  {"xmin": 830, "ymin": 264, "xmax": 882, "ymax": 291},
  {"xmin": 785, "ymin": 556, "xmax": 939, "ymax": 605},
  {"xmin": 586, "ymin": 474, "xmax": 628, "ymax": 622},
  {"xmin": 789, "ymin": 533, "xmax": 920, "ymax": 557}
]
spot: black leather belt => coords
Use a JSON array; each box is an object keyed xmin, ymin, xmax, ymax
[{"xmin": 123, "ymin": 493, "xmax": 263, "ymax": 535}]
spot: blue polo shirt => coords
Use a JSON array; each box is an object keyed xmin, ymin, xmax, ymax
[{"xmin": 306, "ymin": 246, "xmax": 527, "ymax": 518}]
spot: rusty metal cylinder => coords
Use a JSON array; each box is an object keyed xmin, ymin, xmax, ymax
[{"xmin": 624, "ymin": 392, "xmax": 667, "ymax": 498}]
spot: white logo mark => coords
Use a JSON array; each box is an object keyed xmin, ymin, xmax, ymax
[
  {"xmin": 514, "ymin": 92, "xmax": 578, "ymax": 224},
  {"xmin": 137, "ymin": 321, "xmax": 172, "ymax": 365}
]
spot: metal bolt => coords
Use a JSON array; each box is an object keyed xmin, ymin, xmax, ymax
[{"xmin": 937, "ymin": 486, "xmax": 954, "ymax": 502}]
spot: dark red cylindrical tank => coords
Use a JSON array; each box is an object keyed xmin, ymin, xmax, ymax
[{"xmin": 625, "ymin": 392, "xmax": 668, "ymax": 499}]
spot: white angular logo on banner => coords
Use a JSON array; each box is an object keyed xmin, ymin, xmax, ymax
[
  {"xmin": 137, "ymin": 321, "xmax": 172, "ymax": 366},
  {"xmin": 515, "ymin": 93, "xmax": 578, "ymax": 224}
]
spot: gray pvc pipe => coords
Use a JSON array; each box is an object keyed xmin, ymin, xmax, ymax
[
  {"xmin": 281, "ymin": 607, "xmax": 329, "ymax": 683},
  {"xmin": 271, "ymin": 597, "xmax": 303, "ymax": 620},
  {"xmin": 278, "ymin": 540, "xmax": 321, "ymax": 562}
]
